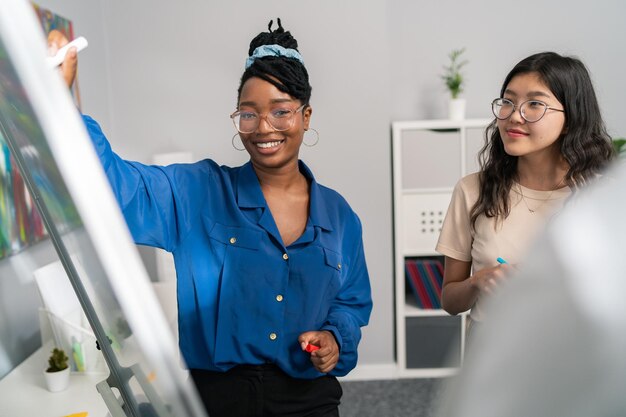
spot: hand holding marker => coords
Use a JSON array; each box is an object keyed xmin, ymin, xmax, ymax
[
  {"xmin": 47, "ymin": 36, "xmax": 87, "ymax": 67},
  {"xmin": 482, "ymin": 257, "xmax": 510, "ymax": 294},
  {"xmin": 305, "ymin": 343, "xmax": 320, "ymax": 353}
]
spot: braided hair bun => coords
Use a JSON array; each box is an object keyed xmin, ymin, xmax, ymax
[{"xmin": 237, "ymin": 18, "xmax": 312, "ymax": 105}]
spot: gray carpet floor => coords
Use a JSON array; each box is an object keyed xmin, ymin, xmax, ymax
[{"xmin": 338, "ymin": 378, "xmax": 448, "ymax": 417}]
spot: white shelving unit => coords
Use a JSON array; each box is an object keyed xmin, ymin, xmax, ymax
[{"xmin": 392, "ymin": 118, "xmax": 491, "ymax": 378}]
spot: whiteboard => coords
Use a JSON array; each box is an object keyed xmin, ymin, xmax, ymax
[{"xmin": 0, "ymin": 0, "xmax": 207, "ymax": 415}]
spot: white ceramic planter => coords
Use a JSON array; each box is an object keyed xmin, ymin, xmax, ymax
[
  {"xmin": 448, "ymin": 98, "xmax": 466, "ymax": 120},
  {"xmin": 44, "ymin": 367, "xmax": 70, "ymax": 392}
]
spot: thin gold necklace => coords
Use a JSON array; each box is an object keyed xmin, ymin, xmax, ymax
[{"xmin": 517, "ymin": 176, "xmax": 566, "ymax": 214}]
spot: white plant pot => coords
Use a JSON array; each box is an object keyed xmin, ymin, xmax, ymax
[
  {"xmin": 448, "ymin": 98, "xmax": 466, "ymax": 121},
  {"xmin": 44, "ymin": 367, "xmax": 70, "ymax": 392}
]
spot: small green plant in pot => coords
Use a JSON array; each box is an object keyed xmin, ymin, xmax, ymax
[
  {"xmin": 44, "ymin": 347, "xmax": 70, "ymax": 392},
  {"xmin": 47, "ymin": 347, "xmax": 68, "ymax": 372},
  {"xmin": 441, "ymin": 48, "xmax": 468, "ymax": 120},
  {"xmin": 441, "ymin": 48, "xmax": 467, "ymax": 99}
]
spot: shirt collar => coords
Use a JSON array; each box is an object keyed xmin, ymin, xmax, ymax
[
  {"xmin": 300, "ymin": 161, "xmax": 333, "ymax": 232},
  {"xmin": 236, "ymin": 160, "xmax": 333, "ymax": 232},
  {"xmin": 236, "ymin": 162, "xmax": 265, "ymax": 208}
]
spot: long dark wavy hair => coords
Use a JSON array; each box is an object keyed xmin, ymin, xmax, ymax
[
  {"xmin": 469, "ymin": 52, "xmax": 614, "ymax": 229},
  {"xmin": 237, "ymin": 18, "xmax": 312, "ymax": 106}
]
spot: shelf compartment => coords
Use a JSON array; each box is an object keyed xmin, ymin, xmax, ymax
[
  {"xmin": 400, "ymin": 192, "xmax": 452, "ymax": 255},
  {"xmin": 404, "ymin": 315, "xmax": 462, "ymax": 369},
  {"xmin": 392, "ymin": 118, "xmax": 491, "ymax": 378}
]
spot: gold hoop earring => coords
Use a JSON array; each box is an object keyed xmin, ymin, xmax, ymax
[
  {"xmin": 303, "ymin": 128, "xmax": 319, "ymax": 147},
  {"xmin": 232, "ymin": 133, "xmax": 245, "ymax": 151}
]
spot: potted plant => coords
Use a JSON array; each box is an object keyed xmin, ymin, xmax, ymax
[
  {"xmin": 441, "ymin": 48, "xmax": 468, "ymax": 120},
  {"xmin": 44, "ymin": 347, "xmax": 70, "ymax": 392}
]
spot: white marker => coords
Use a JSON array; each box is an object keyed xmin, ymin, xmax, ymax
[{"xmin": 47, "ymin": 36, "xmax": 88, "ymax": 67}]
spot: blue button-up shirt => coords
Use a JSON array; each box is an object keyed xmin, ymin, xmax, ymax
[{"xmin": 83, "ymin": 115, "xmax": 372, "ymax": 378}]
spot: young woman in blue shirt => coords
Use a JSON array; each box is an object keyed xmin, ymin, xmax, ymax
[{"xmin": 49, "ymin": 19, "xmax": 372, "ymax": 417}]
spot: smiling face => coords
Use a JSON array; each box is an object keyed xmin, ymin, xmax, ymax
[
  {"xmin": 236, "ymin": 77, "xmax": 311, "ymax": 172},
  {"xmin": 497, "ymin": 72, "xmax": 566, "ymax": 159}
]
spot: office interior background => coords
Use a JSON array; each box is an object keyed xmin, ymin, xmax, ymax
[{"xmin": 1, "ymin": 0, "xmax": 625, "ymax": 381}]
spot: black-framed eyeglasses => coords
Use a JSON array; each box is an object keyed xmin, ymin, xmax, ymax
[
  {"xmin": 230, "ymin": 104, "xmax": 306, "ymax": 134},
  {"xmin": 491, "ymin": 98, "xmax": 564, "ymax": 123}
]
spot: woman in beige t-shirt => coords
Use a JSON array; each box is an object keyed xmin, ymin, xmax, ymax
[{"xmin": 436, "ymin": 52, "xmax": 614, "ymax": 324}]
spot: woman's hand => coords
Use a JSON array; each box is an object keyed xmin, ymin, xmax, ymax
[
  {"xmin": 442, "ymin": 256, "xmax": 516, "ymax": 315},
  {"xmin": 47, "ymin": 29, "xmax": 77, "ymax": 88},
  {"xmin": 470, "ymin": 263, "xmax": 514, "ymax": 296},
  {"xmin": 298, "ymin": 330, "xmax": 339, "ymax": 373}
]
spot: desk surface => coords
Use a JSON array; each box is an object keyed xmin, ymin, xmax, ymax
[{"xmin": 0, "ymin": 343, "xmax": 109, "ymax": 417}]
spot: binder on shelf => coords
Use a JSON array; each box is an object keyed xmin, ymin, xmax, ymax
[
  {"xmin": 419, "ymin": 260, "xmax": 444, "ymax": 303},
  {"xmin": 417, "ymin": 262, "xmax": 439, "ymax": 307},
  {"xmin": 405, "ymin": 260, "xmax": 433, "ymax": 308},
  {"xmin": 405, "ymin": 259, "xmax": 444, "ymax": 309}
]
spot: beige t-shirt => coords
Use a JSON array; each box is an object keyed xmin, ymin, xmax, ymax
[{"xmin": 435, "ymin": 172, "xmax": 572, "ymax": 320}]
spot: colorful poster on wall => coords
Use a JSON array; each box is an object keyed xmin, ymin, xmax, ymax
[
  {"xmin": 0, "ymin": 133, "xmax": 46, "ymax": 258},
  {"xmin": 0, "ymin": 4, "xmax": 78, "ymax": 259}
]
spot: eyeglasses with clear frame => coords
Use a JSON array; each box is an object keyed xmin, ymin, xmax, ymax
[
  {"xmin": 491, "ymin": 98, "xmax": 564, "ymax": 123},
  {"xmin": 230, "ymin": 104, "xmax": 306, "ymax": 134}
]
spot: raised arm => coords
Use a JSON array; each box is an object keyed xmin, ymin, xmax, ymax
[
  {"xmin": 48, "ymin": 30, "xmax": 191, "ymax": 251},
  {"xmin": 82, "ymin": 116, "xmax": 195, "ymax": 251}
]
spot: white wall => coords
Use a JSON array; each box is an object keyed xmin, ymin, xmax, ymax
[
  {"xmin": 387, "ymin": 0, "xmax": 626, "ymax": 137},
  {"xmin": 2, "ymin": 0, "xmax": 625, "ymax": 380}
]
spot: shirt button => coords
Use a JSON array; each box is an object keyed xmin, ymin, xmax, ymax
[
  {"xmin": 229, "ymin": 237, "xmax": 237, "ymax": 244},
  {"xmin": 269, "ymin": 332, "xmax": 277, "ymax": 341},
  {"xmin": 338, "ymin": 263, "xmax": 342, "ymax": 269},
  {"xmin": 276, "ymin": 294, "xmax": 283, "ymax": 302},
  {"xmin": 282, "ymin": 253, "xmax": 289, "ymax": 260}
]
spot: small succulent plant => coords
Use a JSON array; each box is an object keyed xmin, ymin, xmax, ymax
[{"xmin": 47, "ymin": 347, "xmax": 69, "ymax": 372}]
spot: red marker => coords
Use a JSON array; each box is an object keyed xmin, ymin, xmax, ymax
[{"xmin": 305, "ymin": 343, "xmax": 320, "ymax": 352}]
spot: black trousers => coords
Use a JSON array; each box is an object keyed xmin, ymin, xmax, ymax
[{"xmin": 190, "ymin": 365, "xmax": 342, "ymax": 417}]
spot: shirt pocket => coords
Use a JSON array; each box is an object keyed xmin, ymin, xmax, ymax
[
  {"xmin": 208, "ymin": 222, "xmax": 262, "ymax": 251},
  {"xmin": 201, "ymin": 221, "xmax": 263, "ymax": 291}
]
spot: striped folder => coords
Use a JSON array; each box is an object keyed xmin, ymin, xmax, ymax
[{"xmin": 405, "ymin": 259, "xmax": 444, "ymax": 309}]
